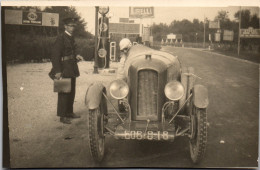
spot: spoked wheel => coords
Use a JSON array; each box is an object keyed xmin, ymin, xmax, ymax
[
  {"xmin": 189, "ymin": 100, "xmax": 207, "ymax": 164},
  {"xmin": 88, "ymin": 99, "xmax": 105, "ymax": 162}
]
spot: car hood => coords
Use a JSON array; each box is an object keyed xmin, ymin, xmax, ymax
[{"xmin": 124, "ymin": 44, "xmax": 180, "ymax": 77}]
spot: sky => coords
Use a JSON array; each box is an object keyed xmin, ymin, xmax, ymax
[
  {"xmin": 1, "ymin": 0, "xmax": 259, "ymax": 35},
  {"xmin": 76, "ymin": 6, "xmax": 259, "ymax": 34}
]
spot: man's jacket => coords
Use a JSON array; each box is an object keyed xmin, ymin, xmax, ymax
[{"xmin": 49, "ymin": 32, "xmax": 80, "ymax": 79}]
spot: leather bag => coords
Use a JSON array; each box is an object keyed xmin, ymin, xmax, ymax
[{"xmin": 54, "ymin": 78, "xmax": 71, "ymax": 93}]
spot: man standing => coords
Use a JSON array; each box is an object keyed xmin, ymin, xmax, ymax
[
  {"xmin": 116, "ymin": 38, "xmax": 132, "ymax": 80},
  {"xmin": 50, "ymin": 17, "xmax": 83, "ymax": 124}
]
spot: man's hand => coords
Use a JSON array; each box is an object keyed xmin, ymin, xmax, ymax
[
  {"xmin": 54, "ymin": 72, "xmax": 62, "ymax": 80},
  {"xmin": 76, "ymin": 55, "xmax": 84, "ymax": 62}
]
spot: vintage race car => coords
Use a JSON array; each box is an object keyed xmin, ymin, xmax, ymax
[{"xmin": 85, "ymin": 44, "xmax": 209, "ymax": 164}]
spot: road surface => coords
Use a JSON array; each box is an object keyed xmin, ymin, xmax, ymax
[{"xmin": 7, "ymin": 47, "xmax": 258, "ymax": 168}]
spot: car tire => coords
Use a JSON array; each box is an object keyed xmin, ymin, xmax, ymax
[
  {"xmin": 88, "ymin": 100, "xmax": 105, "ymax": 163},
  {"xmin": 189, "ymin": 101, "xmax": 207, "ymax": 164}
]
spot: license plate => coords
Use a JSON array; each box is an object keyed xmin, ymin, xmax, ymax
[{"xmin": 123, "ymin": 130, "xmax": 170, "ymax": 140}]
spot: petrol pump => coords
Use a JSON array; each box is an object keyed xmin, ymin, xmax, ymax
[{"xmin": 97, "ymin": 7, "xmax": 110, "ymax": 68}]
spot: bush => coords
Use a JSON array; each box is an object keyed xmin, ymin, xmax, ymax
[{"xmin": 4, "ymin": 34, "xmax": 94, "ymax": 63}]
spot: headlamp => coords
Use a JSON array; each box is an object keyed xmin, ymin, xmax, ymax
[
  {"xmin": 164, "ymin": 80, "xmax": 185, "ymax": 101},
  {"xmin": 109, "ymin": 79, "xmax": 129, "ymax": 99}
]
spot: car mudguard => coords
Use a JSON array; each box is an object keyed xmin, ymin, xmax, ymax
[
  {"xmin": 193, "ymin": 84, "xmax": 209, "ymax": 108},
  {"xmin": 85, "ymin": 82, "xmax": 106, "ymax": 110}
]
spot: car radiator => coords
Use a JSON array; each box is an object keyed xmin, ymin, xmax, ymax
[{"xmin": 137, "ymin": 70, "xmax": 158, "ymax": 119}]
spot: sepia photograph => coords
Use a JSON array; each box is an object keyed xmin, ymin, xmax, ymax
[{"xmin": 1, "ymin": 0, "xmax": 259, "ymax": 168}]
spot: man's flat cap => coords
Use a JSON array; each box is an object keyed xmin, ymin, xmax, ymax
[{"xmin": 63, "ymin": 17, "xmax": 79, "ymax": 25}]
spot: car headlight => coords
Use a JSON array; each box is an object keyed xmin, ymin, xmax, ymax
[
  {"xmin": 109, "ymin": 79, "xmax": 129, "ymax": 99},
  {"xmin": 164, "ymin": 80, "xmax": 185, "ymax": 101}
]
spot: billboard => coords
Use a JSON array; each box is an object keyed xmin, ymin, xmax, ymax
[
  {"xmin": 129, "ymin": 7, "xmax": 154, "ymax": 18},
  {"xmin": 119, "ymin": 18, "xmax": 129, "ymax": 23},
  {"xmin": 167, "ymin": 34, "xmax": 176, "ymax": 39},
  {"xmin": 215, "ymin": 33, "xmax": 221, "ymax": 42},
  {"xmin": 22, "ymin": 11, "xmax": 42, "ymax": 25},
  {"xmin": 143, "ymin": 27, "xmax": 151, "ymax": 41},
  {"xmin": 209, "ymin": 21, "xmax": 220, "ymax": 29},
  {"xmin": 223, "ymin": 30, "xmax": 234, "ymax": 41},
  {"xmin": 5, "ymin": 9, "xmax": 59, "ymax": 27},
  {"xmin": 240, "ymin": 27, "xmax": 260, "ymax": 38},
  {"xmin": 109, "ymin": 23, "xmax": 140, "ymax": 34}
]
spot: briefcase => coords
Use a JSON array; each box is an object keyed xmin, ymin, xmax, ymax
[{"xmin": 54, "ymin": 78, "xmax": 71, "ymax": 93}]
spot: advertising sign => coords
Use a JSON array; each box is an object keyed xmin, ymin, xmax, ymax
[
  {"xmin": 223, "ymin": 30, "xmax": 234, "ymax": 41},
  {"xmin": 5, "ymin": 10, "xmax": 22, "ymax": 25},
  {"xmin": 240, "ymin": 27, "xmax": 260, "ymax": 38},
  {"xmin": 129, "ymin": 7, "xmax": 154, "ymax": 18},
  {"xmin": 167, "ymin": 33, "xmax": 176, "ymax": 39},
  {"xmin": 143, "ymin": 27, "xmax": 151, "ymax": 41},
  {"xmin": 5, "ymin": 9, "xmax": 59, "ymax": 27},
  {"xmin": 109, "ymin": 23, "xmax": 140, "ymax": 34},
  {"xmin": 209, "ymin": 21, "xmax": 220, "ymax": 29},
  {"xmin": 119, "ymin": 18, "xmax": 129, "ymax": 23},
  {"xmin": 215, "ymin": 33, "xmax": 221, "ymax": 42},
  {"xmin": 22, "ymin": 11, "xmax": 42, "ymax": 25},
  {"xmin": 42, "ymin": 12, "xmax": 59, "ymax": 27}
]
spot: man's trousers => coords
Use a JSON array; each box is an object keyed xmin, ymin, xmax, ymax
[{"xmin": 57, "ymin": 78, "xmax": 76, "ymax": 117}]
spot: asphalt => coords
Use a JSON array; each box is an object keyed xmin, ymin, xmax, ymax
[{"xmin": 7, "ymin": 47, "xmax": 259, "ymax": 168}]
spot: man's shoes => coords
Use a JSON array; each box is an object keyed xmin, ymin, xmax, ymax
[
  {"xmin": 60, "ymin": 117, "xmax": 71, "ymax": 124},
  {"xmin": 67, "ymin": 113, "xmax": 81, "ymax": 119}
]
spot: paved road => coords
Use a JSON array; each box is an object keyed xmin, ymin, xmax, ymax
[{"xmin": 8, "ymin": 47, "xmax": 259, "ymax": 168}]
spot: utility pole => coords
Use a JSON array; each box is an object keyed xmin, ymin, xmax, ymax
[
  {"xmin": 203, "ymin": 16, "xmax": 205, "ymax": 48},
  {"xmin": 238, "ymin": 6, "xmax": 241, "ymax": 57},
  {"xmin": 93, "ymin": 6, "xmax": 99, "ymax": 74},
  {"xmin": 203, "ymin": 16, "xmax": 208, "ymax": 48}
]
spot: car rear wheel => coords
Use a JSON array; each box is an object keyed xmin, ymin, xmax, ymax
[
  {"xmin": 88, "ymin": 102, "xmax": 105, "ymax": 162},
  {"xmin": 189, "ymin": 102, "xmax": 207, "ymax": 164}
]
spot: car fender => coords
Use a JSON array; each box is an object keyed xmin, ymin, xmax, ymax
[
  {"xmin": 85, "ymin": 82, "xmax": 106, "ymax": 110},
  {"xmin": 193, "ymin": 84, "xmax": 209, "ymax": 108}
]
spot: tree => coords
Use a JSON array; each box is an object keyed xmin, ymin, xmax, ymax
[
  {"xmin": 44, "ymin": 6, "xmax": 93, "ymax": 38},
  {"xmin": 234, "ymin": 9, "xmax": 251, "ymax": 29},
  {"xmin": 215, "ymin": 10, "xmax": 230, "ymax": 22},
  {"xmin": 249, "ymin": 14, "xmax": 260, "ymax": 28}
]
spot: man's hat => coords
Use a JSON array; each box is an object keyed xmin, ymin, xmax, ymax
[{"xmin": 63, "ymin": 17, "xmax": 78, "ymax": 25}]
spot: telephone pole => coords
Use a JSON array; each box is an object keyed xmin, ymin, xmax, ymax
[
  {"xmin": 238, "ymin": 6, "xmax": 241, "ymax": 57},
  {"xmin": 93, "ymin": 6, "xmax": 99, "ymax": 74}
]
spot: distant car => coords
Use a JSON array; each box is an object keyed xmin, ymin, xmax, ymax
[{"xmin": 85, "ymin": 44, "xmax": 209, "ymax": 164}]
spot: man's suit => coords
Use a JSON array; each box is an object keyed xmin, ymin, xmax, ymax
[{"xmin": 50, "ymin": 32, "xmax": 80, "ymax": 117}]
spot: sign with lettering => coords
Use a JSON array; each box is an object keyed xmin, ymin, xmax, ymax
[
  {"xmin": 240, "ymin": 27, "xmax": 260, "ymax": 38},
  {"xmin": 129, "ymin": 7, "xmax": 154, "ymax": 18},
  {"xmin": 215, "ymin": 33, "xmax": 221, "ymax": 42},
  {"xmin": 223, "ymin": 30, "xmax": 234, "ymax": 41},
  {"xmin": 119, "ymin": 18, "xmax": 129, "ymax": 23},
  {"xmin": 143, "ymin": 27, "xmax": 151, "ymax": 41},
  {"xmin": 42, "ymin": 12, "xmax": 59, "ymax": 27},
  {"xmin": 5, "ymin": 9, "xmax": 59, "ymax": 27},
  {"xmin": 109, "ymin": 23, "xmax": 140, "ymax": 34},
  {"xmin": 22, "ymin": 11, "xmax": 42, "ymax": 25}
]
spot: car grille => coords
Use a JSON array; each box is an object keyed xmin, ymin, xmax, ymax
[{"xmin": 137, "ymin": 70, "xmax": 158, "ymax": 118}]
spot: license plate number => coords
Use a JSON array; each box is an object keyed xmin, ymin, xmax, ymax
[{"xmin": 124, "ymin": 131, "xmax": 169, "ymax": 140}]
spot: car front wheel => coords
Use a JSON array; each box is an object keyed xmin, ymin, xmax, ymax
[
  {"xmin": 189, "ymin": 103, "xmax": 207, "ymax": 164},
  {"xmin": 88, "ymin": 103, "xmax": 105, "ymax": 162}
]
